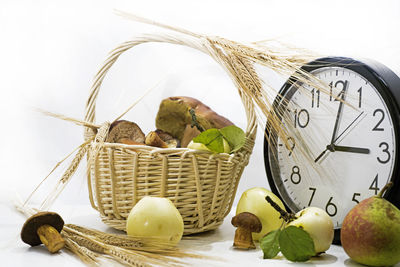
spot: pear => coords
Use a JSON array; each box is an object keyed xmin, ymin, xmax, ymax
[{"xmin": 341, "ymin": 182, "xmax": 400, "ymax": 266}]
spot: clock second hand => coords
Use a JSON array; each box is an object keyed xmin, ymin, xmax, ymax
[
  {"xmin": 314, "ymin": 111, "xmax": 367, "ymax": 163},
  {"xmin": 332, "ymin": 111, "xmax": 365, "ymax": 144}
]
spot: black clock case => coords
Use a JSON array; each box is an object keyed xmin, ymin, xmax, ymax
[{"xmin": 263, "ymin": 57, "xmax": 400, "ymax": 245}]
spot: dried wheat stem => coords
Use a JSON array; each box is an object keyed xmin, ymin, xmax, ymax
[{"xmin": 64, "ymin": 236, "xmax": 101, "ymax": 266}]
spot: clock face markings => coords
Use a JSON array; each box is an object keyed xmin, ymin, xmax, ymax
[{"xmin": 269, "ymin": 66, "xmax": 396, "ymax": 229}]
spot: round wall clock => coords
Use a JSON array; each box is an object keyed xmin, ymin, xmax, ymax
[{"xmin": 263, "ymin": 57, "xmax": 400, "ymax": 244}]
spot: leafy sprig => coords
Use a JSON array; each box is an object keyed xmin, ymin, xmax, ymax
[
  {"xmin": 192, "ymin": 125, "xmax": 245, "ymax": 153},
  {"xmin": 260, "ymin": 197, "xmax": 316, "ymax": 262}
]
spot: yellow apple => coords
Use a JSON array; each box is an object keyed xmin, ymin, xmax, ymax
[
  {"xmin": 126, "ymin": 196, "xmax": 184, "ymax": 245},
  {"xmin": 236, "ymin": 187, "xmax": 286, "ymax": 241},
  {"xmin": 287, "ymin": 207, "xmax": 334, "ymax": 254}
]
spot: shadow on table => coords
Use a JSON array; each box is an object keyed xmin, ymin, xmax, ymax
[{"xmin": 344, "ymin": 259, "xmax": 367, "ymax": 266}]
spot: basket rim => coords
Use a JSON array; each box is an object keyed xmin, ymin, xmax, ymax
[{"xmin": 91, "ymin": 134, "xmax": 255, "ymax": 156}]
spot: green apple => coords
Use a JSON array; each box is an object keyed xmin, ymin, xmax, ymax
[
  {"xmin": 236, "ymin": 187, "xmax": 286, "ymax": 241},
  {"xmin": 187, "ymin": 138, "xmax": 230, "ymax": 153},
  {"xmin": 126, "ymin": 196, "xmax": 184, "ymax": 245},
  {"xmin": 287, "ymin": 207, "xmax": 334, "ymax": 254}
]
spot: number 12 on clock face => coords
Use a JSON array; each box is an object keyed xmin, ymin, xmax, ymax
[{"xmin": 264, "ymin": 57, "xmax": 400, "ymax": 244}]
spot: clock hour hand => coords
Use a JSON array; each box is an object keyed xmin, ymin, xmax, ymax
[
  {"xmin": 331, "ymin": 145, "xmax": 370, "ymax": 154},
  {"xmin": 314, "ymin": 144, "xmax": 370, "ymax": 163}
]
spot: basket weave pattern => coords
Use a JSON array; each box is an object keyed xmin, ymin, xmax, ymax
[{"xmin": 84, "ymin": 34, "xmax": 257, "ymax": 234}]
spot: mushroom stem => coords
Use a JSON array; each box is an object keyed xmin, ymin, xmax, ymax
[
  {"xmin": 37, "ymin": 225, "xmax": 65, "ymax": 253},
  {"xmin": 233, "ymin": 227, "xmax": 255, "ymax": 249}
]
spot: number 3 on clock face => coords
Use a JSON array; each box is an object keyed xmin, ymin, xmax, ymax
[{"xmin": 264, "ymin": 57, "xmax": 400, "ymax": 244}]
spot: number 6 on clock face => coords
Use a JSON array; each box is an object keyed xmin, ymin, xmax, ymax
[{"xmin": 264, "ymin": 57, "xmax": 400, "ymax": 244}]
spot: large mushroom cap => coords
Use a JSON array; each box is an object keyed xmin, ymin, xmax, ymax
[
  {"xmin": 231, "ymin": 212, "xmax": 262, "ymax": 233},
  {"xmin": 21, "ymin": 212, "xmax": 64, "ymax": 246}
]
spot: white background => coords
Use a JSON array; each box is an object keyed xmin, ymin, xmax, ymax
[{"xmin": 1, "ymin": 0, "xmax": 400, "ymax": 266}]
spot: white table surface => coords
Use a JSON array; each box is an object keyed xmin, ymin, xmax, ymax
[{"xmin": 1, "ymin": 202, "xmax": 379, "ymax": 267}]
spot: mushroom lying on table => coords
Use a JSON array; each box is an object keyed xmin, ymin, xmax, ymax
[
  {"xmin": 231, "ymin": 212, "xmax": 262, "ymax": 249},
  {"xmin": 21, "ymin": 211, "xmax": 65, "ymax": 253}
]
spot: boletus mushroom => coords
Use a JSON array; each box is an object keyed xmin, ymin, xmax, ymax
[
  {"xmin": 21, "ymin": 212, "xmax": 65, "ymax": 253},
  {"xmin": 106, "ymin": 120, "xmax": 145, "ymax": 144},
  {"xmin": 231, "ymin": 212, "xmax": 262, "ymax": 249},
  {"xmin": 155, "ymin": 96, "xmax": 234, "ymax": 147},
  {"xmin": 145, "ymin": 130, "xmax": 179, "ymax": 148}
]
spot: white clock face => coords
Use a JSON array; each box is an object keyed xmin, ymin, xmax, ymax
[{"xmin": 269, "ymin": 66, "xmax": 396, "ymax": 229}]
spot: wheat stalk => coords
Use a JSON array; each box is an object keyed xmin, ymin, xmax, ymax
[{"xmin": 62, "ymin": 224, "xmax": 208, "ymax": 267}]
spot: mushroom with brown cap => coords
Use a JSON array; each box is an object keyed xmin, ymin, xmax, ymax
[
  {"xmin": 231, "ymin": 212, "xmax": 262, "ymax": 249},
  {"xmin": 21, "ymin": 211, "xmax": 65, "ymax": 253},
  {"xmin": 106, "ymin": 120, "xmax": 145, "ymax": 144}
]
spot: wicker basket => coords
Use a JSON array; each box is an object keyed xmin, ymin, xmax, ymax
[{"xmin": 83, "ymin": 33, "xmax": 257, "ymax": 235}]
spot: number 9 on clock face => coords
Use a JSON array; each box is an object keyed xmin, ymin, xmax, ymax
[{"xmin": 264, "ymin": 57, "xmax": 400, "ymax": 244}]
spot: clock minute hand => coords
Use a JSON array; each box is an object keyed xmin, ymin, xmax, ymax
[
  {"xmin": 331, "ymin": 145, "xmax": 370, "ymax": 154},
  {"xmin": 330, "ymin": 80, "xmax": 348, "ymax": 144},
  {"xmin": 315, "ymin": 81, "xmax": 348, "ymax": 163}
]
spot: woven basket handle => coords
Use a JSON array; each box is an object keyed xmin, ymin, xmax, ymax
[{"xmin": 84, "ymin": 33, "xmax": 257, "ymax": 141}]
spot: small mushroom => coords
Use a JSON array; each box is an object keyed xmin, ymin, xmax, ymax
[
  {"xmin": 146, "ymin": 130, "xmax": 179, "ymax": 148},
  {"xmin": 106, "ymin": 120, "xmax": 145, "ymax": 144},
  {"xmin": 231, "ymin": 212, "xmax": 262, "ymax": 249},
  {"xmin": 155, "ymin": 129, "xmax": 180, "ymax": 148},
  {"xmin": 145, "ymin": 131, "xmax": 169, "ymax": 148},
  {"xmin": 21, "ymin": 212, "xmax": 65, "ymax": 253}
]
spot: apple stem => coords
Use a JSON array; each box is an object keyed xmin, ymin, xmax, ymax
[
  {"xmin": 265, "ymin": 196, "xmax": 297, "ymax": 222},
  {"xmin": 377, "ymin": 182, "xmax": 393, "ymax": 198}
]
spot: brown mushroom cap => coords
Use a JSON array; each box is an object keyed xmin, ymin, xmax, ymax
[
  {"xmin": 106, "ymin": 120, "xmax": 145, "ymax": 144},
  {"xmin": 231, "ymin": 212, "xmax": 262, "ymax": 233},
  {"xmin": 21, "ymin": 212, "xmax": 64, "ymax": 246}
]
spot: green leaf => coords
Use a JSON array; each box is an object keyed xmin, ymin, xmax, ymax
[
  {"xmin": 279, "ymin": 226, "xmax": 315, "ymax": 262},
  {"xmin": 193, "ymin": 128, "xmax": 225, "ymax": 153},
  {"xmin": 192, "ymin": 126, "xmax": 245, "ymax": 153},
  {"xmin": 260, "ymin": 230, "xmax": 281, "ymax": 259},
  {"xmin": 220, "ymin": 125, "xmax": 246, "ymax": 152}
]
